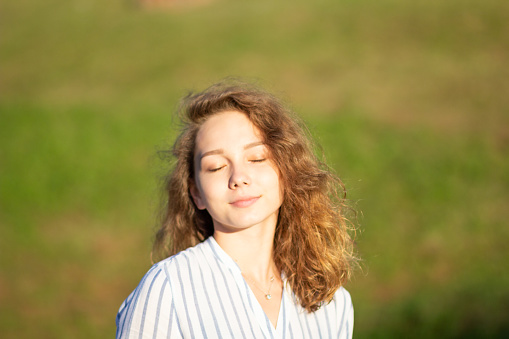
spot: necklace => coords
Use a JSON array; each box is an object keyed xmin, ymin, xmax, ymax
[{"xmin": 244, "ymin": 274, "xmax": 275, "ymax": 300}]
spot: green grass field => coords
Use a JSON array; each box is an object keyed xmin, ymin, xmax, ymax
[{"xmin": 1, "ymin": 0, "xmax": 508, "ymax": 337}]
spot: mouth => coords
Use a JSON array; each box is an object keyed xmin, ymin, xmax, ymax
[{"xmin": 229, "ymin": 196, "xmax": 260, "ymax": 208}]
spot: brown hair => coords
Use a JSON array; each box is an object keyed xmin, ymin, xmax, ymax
[{"xmin": 153, "ymin": 80, "xmax": 357, "ymax": 312}]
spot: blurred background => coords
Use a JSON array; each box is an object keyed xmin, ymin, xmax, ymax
[{"xmin": 1, "ymin": 0, "xmax": 508, "ymax": 337}]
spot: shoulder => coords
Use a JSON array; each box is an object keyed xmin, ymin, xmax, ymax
[
  {"xmin": 132, "ymin": 240, "xmax": 209, "ymax": 293},
  {"xmin": 115, "ymin": 242, "xmax": 210, "ymax": 338},
  {"xmin": 330, "ymin": 286, "xmax": 354, "ymax": 339},
  {"xmin": 153, "ymin": 240, "xmax": 210, "ymax": 279},
  {"xmin": 126, "ymin": 239, "xmax": 212, "ymax": 294},
  {"xmin": 285, "ymin": 285, "xmax": 354, "ymax": 338},
  {"xmin": 313, "ymin": 286, "xmax": 352, "ymax": 320},
  {"xmin": 115, "ymin": 262, "xmax": 173, "ymax": 338},
  {"xmin": 333, "ymin": 286, "xmax": 353, "ymax": 311}
]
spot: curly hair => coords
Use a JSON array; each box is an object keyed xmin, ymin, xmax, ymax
[{"xmin": 153, "ymin": 80, "xmax": 357, "ymax": 312}]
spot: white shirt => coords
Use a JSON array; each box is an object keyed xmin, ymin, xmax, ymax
[{"xmin": 116, "ymin": 236, "xmax": 353, "ymax": 338}]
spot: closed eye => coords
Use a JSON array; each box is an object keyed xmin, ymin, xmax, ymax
[
  {"xmin": 208, "ymin": 165, "xmax": 226, "ymax": 172},
  {"xmin": 250, "ymin": 158, "xmax": 266, "ymax": 163}
]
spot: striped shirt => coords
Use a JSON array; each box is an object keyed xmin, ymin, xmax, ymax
[{"xmin": 116, "ymin": 236, "xmax": 353, "ymax": 338}]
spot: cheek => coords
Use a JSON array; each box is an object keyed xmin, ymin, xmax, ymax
[
  {"xmin": 263, "ymin": 167, "xmax": 283, "ymax": 199},
  {"xmin": 198, "ymin": 175, "xmax": 224, "ymax": 203}
]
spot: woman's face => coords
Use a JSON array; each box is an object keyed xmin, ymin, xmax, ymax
[{"xmin": 190, "ymin": 110, "xmax": 283, "ymax": 234}]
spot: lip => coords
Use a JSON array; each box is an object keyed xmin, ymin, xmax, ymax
[{"xmin": 229, "ymin": 196, "xmax": 260, "ymax": 208}]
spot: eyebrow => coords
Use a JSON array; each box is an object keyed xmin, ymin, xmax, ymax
[{"xmin": 199, "ymin": 141, "xmax": 265, "ymax": 160}]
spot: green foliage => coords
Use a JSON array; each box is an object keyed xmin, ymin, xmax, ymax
[{"xmin": 1, "ymin": 0, "xmax": 508, "ymax": 338}]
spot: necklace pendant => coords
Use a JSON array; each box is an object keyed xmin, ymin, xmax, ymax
[{"xmin": 265, "ymin": 294, "xmax": 272, "ymax": 300}]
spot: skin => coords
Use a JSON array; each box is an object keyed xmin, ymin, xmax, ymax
[{"xmin": 190, "ymin": 110, "xmax": 284, "ymax": 328}]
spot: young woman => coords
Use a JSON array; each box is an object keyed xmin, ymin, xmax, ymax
[{"xmin": 116, "ymin": 81, "xmax": 358, "ymax": 338}]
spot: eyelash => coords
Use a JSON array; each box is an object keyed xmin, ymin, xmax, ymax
[
  {"xmin": 207, "ymin": 159, "xmax": 266, "ymax": 172},
  {"xmin": 208, "ymin": 166, "xmax": 225, "ymax": 173}
]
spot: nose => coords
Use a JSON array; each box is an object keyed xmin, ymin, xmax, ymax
[{"xmin": 228, "ymin": 164, "xmax": 251, "ymax": 189}]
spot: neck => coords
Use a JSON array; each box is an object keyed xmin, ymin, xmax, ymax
[{"xmin": 213, "ymin": 223, "xmax": 278, "ymax": 282}]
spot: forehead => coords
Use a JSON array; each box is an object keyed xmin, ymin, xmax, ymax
[{"xmin": 194, "ymin": 111, "xmax": 263, "ymax": 152}]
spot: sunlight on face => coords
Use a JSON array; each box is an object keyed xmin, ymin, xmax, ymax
[{"xmin": 190, "ymin": 111, "xmax": 283, "ymax": 234}]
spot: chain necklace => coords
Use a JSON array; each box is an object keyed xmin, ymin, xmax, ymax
[{"xmin": 244, "ymin": 274, "xmax": 275, "ymax": 300}]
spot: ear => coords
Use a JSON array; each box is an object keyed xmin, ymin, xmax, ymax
[{"xmin": 189, "ymin": 180, "xmax": 206, "ymax": 210}]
